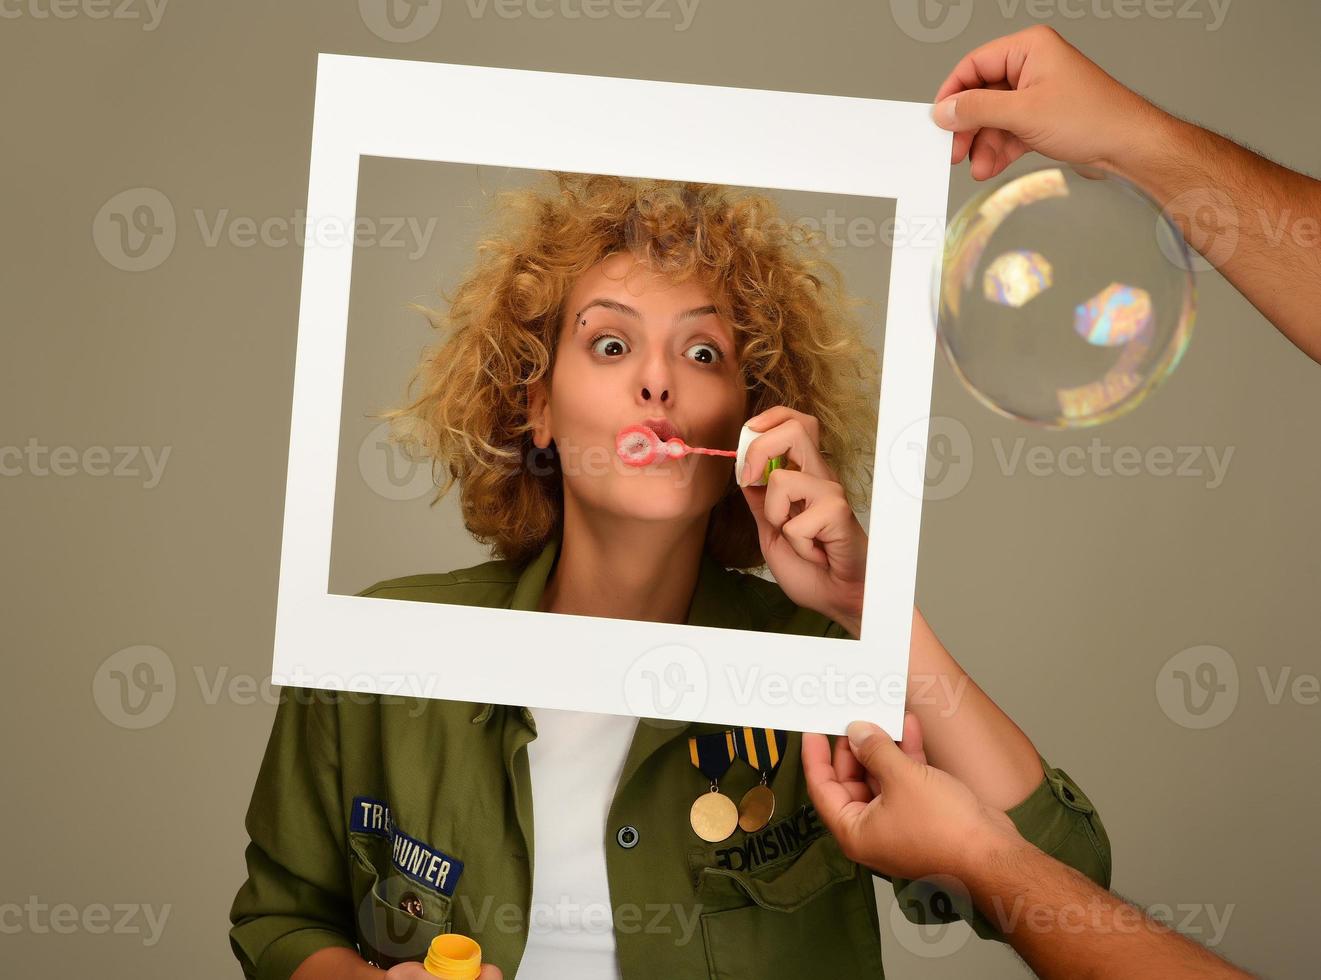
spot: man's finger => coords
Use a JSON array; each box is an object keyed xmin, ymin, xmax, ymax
[
  {"xmin": 845, "ymin": 720, "xmax": 912, "ymax": 785},
  {"xmin": 803, "ymin": 732, "xmax": 868, "ymax": 818},
  {"xmin": 831, "ymin": 732, "xmax": 877, "ymax": 803},
  {"xmin": 900, "ymin": 711, "xmax": 927, "ymax": 765},
  {"xmin": 933, "ymin": 28, "xmax": 1035, "ymax": 102},
  {"xmin": 934, "ymin": 88, "xmax": 1032, "ymax": 138}
]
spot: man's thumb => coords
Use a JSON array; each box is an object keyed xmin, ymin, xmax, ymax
[
  {"xmin": 933, "ymin": 89, "xmax": 1028, "ymax": 136},
  {"xmin": 845, "ymin": 721, "xmax": 908, "ymax": 782}
]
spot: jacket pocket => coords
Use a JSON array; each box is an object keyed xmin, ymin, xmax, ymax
[
  {"xmin": 349, "ymin": 836, "xmax": 453, "ymax": 969},
  {"xmin": 694, "ymin": 833, "xmax": 883, "ymax": 979}
]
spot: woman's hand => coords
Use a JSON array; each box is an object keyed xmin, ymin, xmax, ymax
[{"xmin": 738, "ymin": 406, "xmax": 867, "ymax": 637}]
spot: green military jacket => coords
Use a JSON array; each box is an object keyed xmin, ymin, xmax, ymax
[{"xmin": 229, "ymin": 534, "xmax": 1112, "ymax": 979}]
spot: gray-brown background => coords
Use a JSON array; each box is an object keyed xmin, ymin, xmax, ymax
[{"xmin": 3, "ymin": 1, "xmax": 1317, "ymax": 977}]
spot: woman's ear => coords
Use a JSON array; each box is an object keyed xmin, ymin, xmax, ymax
[{"xmin": 528, "ymin": 380, "xmax": 552, "ymax": 449}]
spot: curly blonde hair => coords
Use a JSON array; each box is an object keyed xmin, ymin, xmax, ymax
[{"xmin": 375, "ymin": 171, "xmax": 879, "ymax": 569}]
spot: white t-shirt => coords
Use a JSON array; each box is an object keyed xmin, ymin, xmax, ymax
[{"xmin": 519, "ymin": 708, "xmax": 639, "ymax": 979}]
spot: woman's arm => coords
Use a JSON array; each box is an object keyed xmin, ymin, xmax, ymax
[
  {"xmin": 293, "ymin": 947, "xmax": 382, "ymax": 980},
  {"xmin": 906, "ymin": 607, "xmax": 1045, "ymax": 811}
]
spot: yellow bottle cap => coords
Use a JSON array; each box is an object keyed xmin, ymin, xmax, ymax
[{"xmin": 423, "ymin": 933, "xmax": 482, "ymax": 980}]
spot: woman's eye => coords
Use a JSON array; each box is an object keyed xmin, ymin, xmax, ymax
[
  {"xmin": 684, "ymin": 342, "xmax": 722, "ymax": 365},
  {"xmin": 591, "ymin": 335, "xmax": 629, "ymax": 357}
]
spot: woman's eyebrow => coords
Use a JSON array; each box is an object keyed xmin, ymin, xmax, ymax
[{"xmin": 573, "ymin": 299, "xmax": 721, "ymax": 331}]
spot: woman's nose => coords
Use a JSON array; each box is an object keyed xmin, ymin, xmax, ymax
[{"xmin": 636, "ymin": 352, "xmax": 673, "ymax": 404}]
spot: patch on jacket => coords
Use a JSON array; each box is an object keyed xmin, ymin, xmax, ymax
[
  {"xmin": 349, "ymin": 795, "xmax": 465, "ymax": 897},
  {"xmin": 712, "ymin": 803, "xmax": 825, "ymax": 871}
]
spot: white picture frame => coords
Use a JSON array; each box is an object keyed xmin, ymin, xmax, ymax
[{"xmin": 273, "ymin": 52, "xmax": 952, "ymax": 737}]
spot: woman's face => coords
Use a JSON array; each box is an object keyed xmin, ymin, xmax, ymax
[{"xmin": 530, "ymin": 253, "xmax": 747, "ymax": 527}]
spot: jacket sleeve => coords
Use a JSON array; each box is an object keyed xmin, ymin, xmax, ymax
[
  {"xmin": 884, "ymin": 755, "xmax": 1112, "ymax": 943},
  {"xmin": 228, "ymin": 687, "xmax": 360, "ymax": 979}
]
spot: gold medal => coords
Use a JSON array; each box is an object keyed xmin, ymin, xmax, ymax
[
  {"xmin": 737, "ymin": 780, "xmax": 775, "ymax": 833},
  {"xmin": 733, "ymin": 727, "xmax": 788, "ymax": 833},
  {"xmin": 688, "ymin": 730, "xmax": 740, "ymax": 842},
  {"xmin": 690, "ymin": 787, "xmax": 740, "ymax": 842}
]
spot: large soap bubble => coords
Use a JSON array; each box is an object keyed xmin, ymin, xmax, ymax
[{"xmin": 935, "ymin": 166, "xmax": 1196, "ymax": 428}]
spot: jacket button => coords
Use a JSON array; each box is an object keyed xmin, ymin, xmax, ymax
[
  {"xmin": 400, "ymin": 893, "xmax": 424, "ymax": 917},
  {"xmin": 616, "ymin": 825, "xmax": 640, "ymax": 849}
]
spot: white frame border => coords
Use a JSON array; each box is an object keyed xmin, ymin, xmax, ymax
[{"xmin": 273, "ymin": 53, "xmax": 951, "ymax": 737}]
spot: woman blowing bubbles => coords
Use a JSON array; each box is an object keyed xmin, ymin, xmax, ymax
[{"xmin": 229, "ymin": 173, "xmax": 1111, "ymax": 980}]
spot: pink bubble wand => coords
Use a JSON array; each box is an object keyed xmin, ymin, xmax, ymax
[{"xmin": 615, "ymin": 424, "xmax": 737, "ymax": 466}]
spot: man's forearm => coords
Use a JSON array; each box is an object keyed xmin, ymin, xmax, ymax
[
  {"xmin": 906, "ymin": 608, "xmax": 1045, "ymax": 811},
  {"xmin": 961, "ymin": 831, "xmax": 1252, "ymax": 980},
  {"xmin": 1108, "ymin": 106, "xmax": 1321, "ymax": 364}
]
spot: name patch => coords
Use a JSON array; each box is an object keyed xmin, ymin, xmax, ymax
[
  {"xmin": 349, "ymin": 795, "xmax": 465, "ymax": 897},
  {"xmin": 713, "ymin": 804, "xmax": 823, "ymax": 872}
]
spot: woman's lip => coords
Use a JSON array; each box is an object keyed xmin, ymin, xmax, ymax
[{"xmin": 641, "ymin": 418, "xmax": 682, "ymax": 442}]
